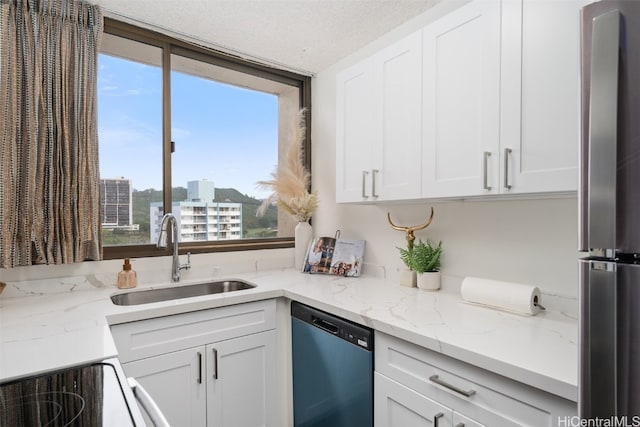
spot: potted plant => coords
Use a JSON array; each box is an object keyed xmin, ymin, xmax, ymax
[
  {"xmin": 397, "ymin": 242, "xmax": 417, "ymax": 287},
  {"xmin": 398, "ymin": 239, "xmax": 443, "ymax": 290}
]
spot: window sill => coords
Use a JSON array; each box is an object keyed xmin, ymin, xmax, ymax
[{"xmin": 102, "ymin": 238, "xmax": 294, "ymax": 260}]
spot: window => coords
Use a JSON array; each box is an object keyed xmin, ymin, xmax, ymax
[
  {"xmin": 98, "ymin": 20, "xmax": 310, "ymax": 259},
  {"xmin": 98, "ymin": 36, "xmax": 163, "ymax": 246}
]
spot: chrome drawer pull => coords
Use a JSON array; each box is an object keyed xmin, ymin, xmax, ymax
[{"xmin": 429, "ymin": 374, "xmax": 476, "ymax": 398}]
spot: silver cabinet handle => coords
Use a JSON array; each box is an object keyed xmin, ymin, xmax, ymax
[
  {"xmin": 212, "ymin": 348, "xmax": 219, "ymax": 379},
  {"xmin": 580, "ymin": 9, "xmax": 620, "ymax": 252},
  {"xmin": 433, "ymin": 412, "xmax": 444, "ymax": 427},
  {"xmin": 455, "ymin": 424, "xmax": 465, "ymax": 427},
  {"xmin": 483, "ymin": 151, "xmax": 492, "ymax": 190},
  {"xmin": 372, "ymin": 169, "xmax": 379, "ymax": 198},
  {"xmin": 361, "ymin": 170, "xmax": 369, "ymax": 198},
  {"xmin": 504, "ymin": 147, "xmax": 512, "ymax": 190},
  {"xmin": 197, "ymin": 351, "xmax": 202, "ymax": 384},
  {"xmin": 429, "ymin": 374, "xmax": 476, "ymax": 398}
]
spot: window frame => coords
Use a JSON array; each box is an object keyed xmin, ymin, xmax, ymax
[{"xmin": 101, "ymin": 18, "xmax": 312, "ymax": 260}]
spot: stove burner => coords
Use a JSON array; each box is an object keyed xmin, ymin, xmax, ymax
[
  {"xmin": 2, "ymin": 391, "xmax": 86, "ymax": 426},
  {"xmin": 1, "ymin": 360, "xmax": 140, "ymax": 427}
]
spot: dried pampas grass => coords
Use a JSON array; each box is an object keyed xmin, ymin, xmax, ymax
[{"xmin": 256, "ymin": 109, "xmax": 318, "ymax": 222}]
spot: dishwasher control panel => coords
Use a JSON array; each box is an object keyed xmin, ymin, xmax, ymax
[{"xmin": 291, "ymin": 301, "xmax": 374, "ymax": 351}]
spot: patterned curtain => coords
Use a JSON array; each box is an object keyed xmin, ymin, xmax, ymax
[{"xmin": 0, "ymin": 0, "xmax": 103, "ymax": 267}]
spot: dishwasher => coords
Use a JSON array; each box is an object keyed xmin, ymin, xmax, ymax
[{"xmin": 291, "ymin": 301, "xmax": 373, "ymax": 427}]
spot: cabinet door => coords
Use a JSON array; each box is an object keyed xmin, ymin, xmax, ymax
[
  {"xmin": 500, "ymin": 0, "xmax": 588, "ymax": 193},
  {"xmin": 207, "ymin": 330, "xmax": 277, "ymax": 427},
  {"xmin": 336, "ymin": 59, "xmax": 375, "ymax": 203},
  {"xmin": 123, "ymin": 346, "xmax": 206, "ymax": 427},
  {"xmin": 373, "ymin": 31, "xmax": 423, "ymax": 201},
  {"xmin": 375, "ymin": 372, "xmax": 452, "ymax": 427},
  {"xmin": 422, "ymin": 0, "xmax": 501, "ymax": 198}
]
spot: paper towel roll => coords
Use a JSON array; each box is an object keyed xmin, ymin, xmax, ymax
[{"xmin": 460, "ymin": 277, "xmax": 543, "ymax": 316}]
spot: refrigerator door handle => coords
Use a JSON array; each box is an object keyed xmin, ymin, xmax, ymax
[
  {"xmin": 579, "ymin": 260, "xmax": 617, "ymax": 418},
  {"xmin": 579, "ymin": 9, "xmax": 620, "ymax": 253}
]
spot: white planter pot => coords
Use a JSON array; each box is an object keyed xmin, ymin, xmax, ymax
[
  {"xmin": 399, "ymin": 268, "xmax": 417, "ymax": 287},
  {"xmin": 417, "ymin": 271, "xmax": 441, "ymax": 291},
  {"xmin": 294, "ymin": 221, "xmax": 313, "ymax": 270}
]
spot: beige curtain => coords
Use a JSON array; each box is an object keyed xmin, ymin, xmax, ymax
[{"xmin": 0, "ymin": 0, "xmax": 103, "ymax": 267}]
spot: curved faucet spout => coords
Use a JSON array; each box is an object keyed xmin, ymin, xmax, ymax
[{"xmin": 157, "ymin": 213, "xmax": 190, "ymax": 282}]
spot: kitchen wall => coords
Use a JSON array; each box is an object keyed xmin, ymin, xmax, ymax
[{"xmin": 310, "ymin": 0, "xmax": 580, "ymax": 304}]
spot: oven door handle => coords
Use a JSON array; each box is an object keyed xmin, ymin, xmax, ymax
[{"xmin": 127, "ymin": 377, "xmax": 170, "ymax": 427}]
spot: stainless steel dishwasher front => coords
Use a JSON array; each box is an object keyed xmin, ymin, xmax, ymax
[{"xmin": 291, "ymin": 301, "xmax": 374, "ymax": 427}]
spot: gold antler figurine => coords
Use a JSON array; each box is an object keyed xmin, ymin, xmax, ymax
[{"xmin": 387, "ymin": 207, "xmax": 435, "ymax": 251}]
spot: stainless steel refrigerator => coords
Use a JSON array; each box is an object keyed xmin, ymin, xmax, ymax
[{"xmin": 579, "ymin": 0, "xmax": 640, "ymax": 419}]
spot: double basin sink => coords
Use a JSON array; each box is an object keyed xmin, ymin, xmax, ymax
[{"xmin": 111, "ymin": 279, "xmax": 256, "ymax": 306}]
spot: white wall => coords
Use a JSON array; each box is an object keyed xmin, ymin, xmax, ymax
[{"xmin": 310, "ymin": 1, "xmax": 579, "ymax": 302}]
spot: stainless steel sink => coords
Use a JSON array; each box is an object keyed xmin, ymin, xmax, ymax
[{"xmin": 110, "ymin": 280, "xmax": 256, "ymax": 306}]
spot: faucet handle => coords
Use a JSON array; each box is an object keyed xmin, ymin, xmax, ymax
[{"xmin": 180, "ymin": 252, "xmax": 191, "ymax": 271}]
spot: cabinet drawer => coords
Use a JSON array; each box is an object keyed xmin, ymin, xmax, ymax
[
  {"xmin": 375, "ymin": 372, "xmax": 452, "ymax": 427},
  {"xmin": 375, "ymin": 332, "xmax": 575, "ymax": 427},
  {"xmin": 112, "ymin": 300, "xmax": 276, "ymax": 363}
]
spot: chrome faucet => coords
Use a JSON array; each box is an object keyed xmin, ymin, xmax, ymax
[{"xmin": 156, "ymin": 213, "xmax": 191, "ymax": 282}]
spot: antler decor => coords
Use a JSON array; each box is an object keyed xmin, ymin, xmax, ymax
[{"xmin": 387, "ymin": 207, "xmax": 435, "ymax": 251}]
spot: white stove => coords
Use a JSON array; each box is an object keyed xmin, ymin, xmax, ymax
[{"xmin": 0, "ymin": 358, "xmax": 147, "ymax": 426}]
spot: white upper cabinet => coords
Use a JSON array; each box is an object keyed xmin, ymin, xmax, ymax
[
  {"xmin": 336, "ymin": 31, "xmax": 422, "ymax": 203},
  {"xmin": 500, "ymin": 0, "xmax": 587, "ymax": 194},
  {"xmin": 336, "ymin": 59, "xmax": 375, "ymax": 203},
  {"xmin": 422, "ymin": 0, "xmax": 501, "ymax": 198},
  {"xmin": 336, "ymin": 0, "xmax": 584, "ymax": 203},
  {"xmin": 372, "ymin": 31, "xmax": 423, "ymax": 201}
]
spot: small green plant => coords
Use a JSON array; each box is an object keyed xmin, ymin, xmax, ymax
[{"xmin": 397, "ymin": 239, "xmax": 442, "ymax": 273}]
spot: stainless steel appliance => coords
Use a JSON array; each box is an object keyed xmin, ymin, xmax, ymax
[
  {"xmin": 579, "ymin": 0, "xmax": 640, "ymax": 418},
  {"xmin": 291, "ymin": 301, "xmax": 373, "ymax": 427},
  {"xmin": 0, "ymin": 358, "xmax": 168, "ymax": 426}
]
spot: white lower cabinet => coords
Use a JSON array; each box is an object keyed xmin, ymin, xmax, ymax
[
  {"xmin": 206, "ymin": 331, "xmax": 276, "ymax": 427},
  {"xmin": 111, "ymin": 300, "xmax": 277, "ymax": 427},
  {"xmin": 374, "ymin": 332, "xmax": 576, "ymax": 427},
  {"xmin": 123, "ymin": 346, "xmax": 207, "ymax": 426}
]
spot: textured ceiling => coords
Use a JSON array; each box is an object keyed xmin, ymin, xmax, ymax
[{"xmin": 96, "ymin": 0, "xmax": 441, "ymax": 75}]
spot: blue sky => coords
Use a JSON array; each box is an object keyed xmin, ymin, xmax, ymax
[{"xmin": 97, "ymin": 54, "xmax": 278, "ymax": 199}]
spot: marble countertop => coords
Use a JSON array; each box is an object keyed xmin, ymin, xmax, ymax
[{"xmin": 0, "ymin": 268, "xmax": 577, "ymax": 402}]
